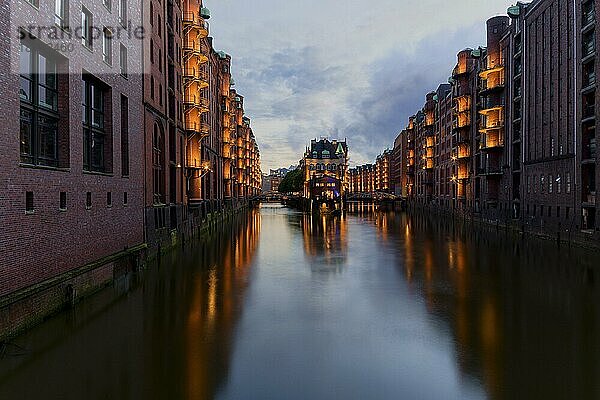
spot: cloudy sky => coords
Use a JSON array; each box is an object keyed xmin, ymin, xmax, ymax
[{"xmin": 207, "ymin": 0, "xmax": 515, "ymax": 171}]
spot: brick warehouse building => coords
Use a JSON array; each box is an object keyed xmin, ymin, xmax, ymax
[
  {"xmin": 390, "ymin": 0, "xmax": 600, "ymax": 242},
  {"xmin": 0, "ymin": 0, "xmax": 261, "ymax": 339},
  {"xmin": 0, "ymin": 0, "xmax": 145, "ymax": 333},
  {"xmin": 143, "ymin": 0, "xmax": 188, "ymax": 247},
  {"xmin": 348, "ymin": 149, "xmax": 393, "ymax": 195}
]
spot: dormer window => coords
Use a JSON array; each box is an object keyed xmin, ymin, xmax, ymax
[
  {"xmin": 312, "ymin": 151, "xmax": 317, "ymax": 158},
  {"xmin": 322, "ymin": 150, "xmax": 330, "ymax": 158}
]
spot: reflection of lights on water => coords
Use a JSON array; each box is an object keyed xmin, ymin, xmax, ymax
[{"xmin": 208, "ymin": 268, "xmax": 217, "ymax": 324}]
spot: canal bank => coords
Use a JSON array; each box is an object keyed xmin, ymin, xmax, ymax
[
  {"xmin": 403, "ymin": 201, "xmax": 600, "ymax": 252},
  {"xmin": 0, "ymin": 201, "xmax": 254, "ymax": 342}
]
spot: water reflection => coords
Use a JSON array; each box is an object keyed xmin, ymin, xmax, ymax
[
  {"xmin": 380, "ymin": 211, "xmax": 600, "ymax": 399},
  {"xmin": 300, "ymin": 213, "xmax": 348, "ymax": 274},
  {"xmin": 0, "ymin": 209, "xmax": 261, "ymax": 400},
  {"xmin": 1, "ymin": 206, "xmax": 600, "ymax": 399},
  {"xmin": 184, "ymin": 210, "xmax": 261, "ymax": 399}
]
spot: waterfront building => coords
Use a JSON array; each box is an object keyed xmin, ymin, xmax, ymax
[
  {"xmin": 0, "ymin": 0, "xmax": 145, "ymax": 319},
  {"xmin": 0, "ymin": 0, "xmax": 261, "ymax": 339},
  {"xmin": 450, "ymin": 48, "xmax": 479, "ymax": 213},
  {"xmin": 375, "ymin": 149, "xmax": 393, "ymax": 193},
  {"xmin": 518, "ymin": 0, "xmax": 597, "ymax": 233},
  {"xmin": 144, "ymin": 0, "xmax": 190, "ymax": 246},
  {"xmin": 415, "ymin": 92, "xmax": 437, "ymax": 204},
  {"xmin": 262, "ymin": 167, "xmax": 293, "ymax": 193},
  {"xmin": 348, "ymin": 150, "xmax": 393, "ymax": 195},
  {"xmin": 391, "ymin": 132, "xmax": 405, "ymax": 196},
  {"xmin": 388, "ymin": 0, "xmax": 599, "ymax": 239},
  {"xmin": 301, "ymin": 138, "xmax": 348, "ymax": 200},
  {"xmin": 475, "ymin": 16, "xmax": 511, "ymax": 219},
  {"xmin": 433, "ymin": 84, "xmax": 453, "ymax": 209}
]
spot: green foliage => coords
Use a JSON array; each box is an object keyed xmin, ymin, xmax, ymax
[{"xmin": 278, "ymin": 168, "xmax": 303, "ymax": 193}]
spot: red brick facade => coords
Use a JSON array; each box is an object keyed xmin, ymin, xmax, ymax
[{"xmin": 0, "ymin": 0, "xmax": 145, "ymax": 297}]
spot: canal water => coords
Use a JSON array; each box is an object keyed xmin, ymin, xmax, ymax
[{"xmin": 1, "ymin": 204, "xmax": 600, "ymax": 399}]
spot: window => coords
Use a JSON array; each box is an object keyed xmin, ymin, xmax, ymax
[
  {"xmin": 549, "ymin": 175, "xmax": 553, "ymax": 193},
  {"xmin": 557, "ymin": 174, "xmax": 562, "ymax": 193},
  {"xmin": 83, "ymin": 77, "xmax": 109, "ymax": 172},
  {"xmin": 540, "ymin": 175, "xmax": 545, "ymax": 193},
  {"xmin": 26, "ymin": 0, "xmax": 39, "ymax": 7},
  {"xmin": 527, "ymin": 175, "xmax": 531, "ymax": 193},
  {"xmin": 103, "ymin": 0, "xmax": 112, "ymax": 11},
  {"xmin": 153, "ymin": 123, "xmax": 165, "ymax": 204},
  {"xmin": 19, "ymin": 43, "xmax": 61, "ymax": 167},
  {"xmin": 119, "ymin": 0, "xmax": 127, "ymax": 27},
  {"xmin": 103, "ymin": 28, "xmax": 113, "ymax": 65},
  {"xmin": 566, "ymin": 173, "xmax": 572, "ymax": 193},
  {"xmin": 26, "ymin": 192, "xmax": 34, "ymax": 213},
  {"xmin": 54, "ymin": 0, "xmax": 68, "ymax": 29},
  {"xmin": 150, "ymin": 76, "xmax": 155, "ymax": 99},
  {"xmin": 86, "ymin": 192, "xmax": 92, "ymax": 209},
  {"xmin": 123, "ymin": 192, "xmax": 128, "ymax": 205},
  {"xmin": 81, "ymin": 6, "xmax": 93, "ymax": 49},
  {"xmin": 121, "ymin": 95, "xmax": 129, "ymax": 176},
  {"xmin": 120, "ymin": 44, "xmax": 128, "ymax": 77},
  {"xmin": 107, "ymin": 192, "xmax": 112, "ymax": 207},
  {"xmin": 150, "ymin": 39, "xmax": 154, "ymax": 64},
  {"xmin": 150, "ymin": 2, "xmax": 153, "ymax": 25},
  {"xmin": 59, "ymin": 191, "xmax": 67, "ymax": 210}
]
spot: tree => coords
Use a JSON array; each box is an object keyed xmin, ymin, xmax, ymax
[{"xmin": 278, "ymin": 168, "xmax": 303, "ymax": 193}]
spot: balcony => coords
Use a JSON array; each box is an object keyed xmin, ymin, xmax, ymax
[
  {"xmin": 479, "ymin": 101, "xmax": 504, "ymax": 116},
  {"xmin": 424, "ymin": 113, "xmax": 435, "ymax": 127},
  {"xmin": 183, "ymin": 94, "xmax": 209, "ymax": 110},
  {"xmin": 455, "ymin": 144, "xmax": 470, "ymax": 160},
  {"xmin": 583, "ymin": 104, "xmax": 596, "ymax": 121},
  {"xmin": 454, "ymin": 130, "xmax": 470, "ymax": 144},
  {"xmin": 479, "ymin": 58, "xmax": 505, "ymax": 79},
  {"xmin": 480, "ymin": 133, "xmax": 504, "ymax": 150},
  {"xmin": 480, "ymin": 76, "xmax": 506, "ymax": 94},
  {"xmin": 583, "ymin": 33, "xmax": 596, "ymax": 59},
  {"xmin": 582, "ymin": 2, "xmax": 596, "ymax": 31},
  {"xmin": 453, "ymin": 114, "xmax": 471, "ymax": 129},
  {"xmin": 182, "ymin": 12, "xmax": 209, "ymax": 38},
  {"xmin": 452, "ymin": 63, "xmax": 469, "ymax": 77},
  {"xmin": 457, "ymin": 169, "xmax": 469, "ymax": 180},
  {"xmin": 182, "ymin": 68, "xmax": 209, "ymax": 87},
  {"xmin": 453, "ymin": 95, "xmax": 471, "ymax": 113},
  {"xmin": 426, "ymin": 137, "xmax": 434, "ymax": 148},
  {"xmin": 583, "ymin": 70, "xmax": 596, "ymax": 91},
  {"xmin": 184, "ymin": 120, "xmax": 210, "ymax": 135},
  {"xmin": 480, "ymin": 119, "xmax": 505, "ymax": 132},
  {"xmin": 183, "ymin": 40, "xmax": 209, "ymax": 63}
]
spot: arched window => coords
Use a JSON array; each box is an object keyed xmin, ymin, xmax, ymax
[
  {"xmin": 153, "ymin": 122, "xmax": 165, "ymax": 204},
  {"xmin": 322, "ymin": 150, "xmax": 330, "ymax": 158},
  {"xmin": 309, "ymin": 165, "xmax": 315, "ymax": 171}
]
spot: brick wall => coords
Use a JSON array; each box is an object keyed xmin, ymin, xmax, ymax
[{"xmin": 0, "ymin": 0, "xmax": 145, "ymax": 297}]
